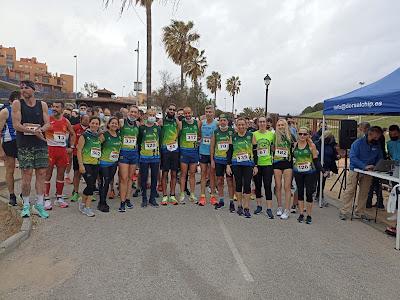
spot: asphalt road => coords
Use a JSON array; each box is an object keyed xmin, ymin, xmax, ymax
[{"xmin": 1, "ymin": 176, "xmax": 400, "ymax": 299}]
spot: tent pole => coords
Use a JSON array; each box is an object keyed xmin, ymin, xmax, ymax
[
  {"xmin": 319, "ymin": 116, "xmax": 325, "ymax": 208},
  {"xmin": 397, "ymin": 182, "xmax": 400, "ymax": 250}
]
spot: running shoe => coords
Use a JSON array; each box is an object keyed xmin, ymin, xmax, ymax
[
  {"xmin": 217, "ymin": 199, "xmax": 225, "ymax": 209},
  {"xmin": 33, "ymin": 203, "xmax": 49, "ymax": 219},
  {"xmin": 55, "ymin": 197, "xmax": 69, "ymax": 208},
  {"xmin": 108, "ymin": 190, "xmax": 115, "ymax": 199},
  {"xmin": 169, "ymin": 195, "xmax": 178, "ymax": 205},
  {"xmin": 276, "ymin": 207, "xmax": 284, "ymax": 216},
  {"xmin": 91, "ymin": 195, "xmax": 97, "ymax": 202},
  {"xmin": 126, "ymin": 199, "xmax": 134, "ymax": 209},
  {"xmin": 78, "ymin": 201, "xmax": 85, "ymax": 213},
  {"xmin": 198, "ymin": 195, "xmax": 206, "ymax": 206},
  {"xmin": 229, "ymin": 201, "xmax": 235, "ymax": 213},
  {"xmin": 141, "ymin": 201, "xmax": 148, "ymax": 208},
  {"xmin": 185, "ymin": 188, "xmax": 191, "ymax": 196},
  {"xmin": 97, "ymin": 202, "xmax": 110, "ymax": 213},
  {"xmin": 149, "ymin": 200, "xmax": 159, "ymax": 207},
  {"xmin": 83, "ymin": 207, "xmax": 95, "ymax": 217},
  {"xmin": 244, "ymin": 208, "xmax": 251, "ymax": 218},
  {"xmin": 161, "ymin": 196, "xmax": 169, "ymax": 206},
  {"xmin": 132, "ymin": 189, "xmax": 141, "ymax": 198},
  {"xmin": 254, "ymin": 206, "xmax": 262, "ymax": 215},
  {"xmin": 119, "ymin": 202, "xmax": 126, "ymax": 212},
  {"xmin": 44, "ymin": 199, "xmax": 53, "ymax": 210},
  {"xmin": 305, "ymin": 215, "xmax": 312, "ymax": 224},
  {"xmin": 70, "ymin": 192, "xmax": 80, "ymax": 202},
  {"xmin": 237, "ymin": 206, "xmax": 243, "ymax": 216},
  {"xmin": 190, "ymin": 193, "xmax": 197, "ymax": 203},
  {"xmin": 290, "ymin": 205, "xmax": 297, "ymax": 214},
  {"xmin": 297, "ymin": 214, "xmax": 304, "ymax": 223},
  {"xmin": 8, "ymin": 194, "xmax": 17, "ymax": 206},
  {"xmin": 250, "ymin": 194, "xmax": 255, "ymax": 200},
  {"xmin": 280, "ymin": 209, "xmax": 290, "ymax": 220},
  {"xmin": 266, "ymin": 209, "xmax": 274, "ymax": 219},
  {"xmin": 210, "ymin": 195, "xmax": 218, "ymax": 206},
  {"xmin": 179, "ymin": 192, "xmax": 186, "ymax": 204},
  {"xmin": 21, "ymin": 204, "xmax": 30, "ymax": 218}
]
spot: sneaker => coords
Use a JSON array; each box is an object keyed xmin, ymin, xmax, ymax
[
  {"xmin": 169, "ymin": 195, "xmax": 178, "ymax": 205},
  {"xmin": 229, "ymin": 201, "xmax": 235, "ymax": 213},
  {"xmin": 185, "ymin": 188, "xmax": 191, "ymax": 196},
  {"xmin": 70, "ymin": 192, "xmax": 80, "ymax": 202},
  {"xmin": 44, "ymin": 199, "xmax": 53, "ymax": 210},
  {"xmin": 387, "ymin": 214, "xmax": 397, "ymax": 221},
  {"xmin": 149, "ymin": 200, "xmax": 159, "ymax": 207},
  {"xmin": 250, "ymin": 194, "xmax": 255, "ymax": 200},
  {"xmin": 55, "ymin": 197, "xmax": 69, "ymax": 208},
  {"xmin": 297, "ymin": 214, "xmax": 304, "ymax": 223},
  {"xmin": 217, "ymin": 199, "xmax": 225, "ymax": 209},
  {"xmin": 33, "ymin": 203, "xmax": 49, "ymax": 219},
  {"xmin": 276, "ymin": 207, "xmax": 284, "ymax": 216},
  {"xmin": 141, "ymin": 201, "xmax": 148, "ymax": 208},
  {"xmin": 126, "ymin": 199, "xmax": 134, "ymax": 209},
  {"xmin": 290, "ymin": 205, "xmax": 297, "ymax": 214},
  {"xmin": 97, "ymin": 202, "xmax": 110, "ymax": 213},
  {"xmin": 91, "ymin": 195, "xmax": 96, "ymax": 202},
  {"xmin": 244, "ymin": 208, "xmax": 251, "ymax": 218},
  {"xmin": 198, "ymin": 195, "xmax": 206, "ymax": 206},
  {"xmin": 254, "ymin": 206, "xmax": 262, "ymax": 215},
  {"xmin": 266, "ymin": 209, "xmax": 274, "ymax": 219},
  {"xmin": 78, "ymin": 201, "xmax": 85, "ymax": 213},
  {"xmin": 280, "ymin": 209, "xmax": 290, "ymax": 220},
  {"xmin": 132, "ymin": 189, "xmax": 141, "ymax": 198},
  {"xmin": 190, "ymin": 193, "xmax": 197, "ymax": 203},
  {"xmin": 8, "ymin": 194, "xmax": 17, "ymax": 206},
  {"xmin": 21, "ymin": 204, "xmax": 30, "ymax": 218},
  {"xmin": 83, "ymin": 207, "xmax": 95, "ymax": 217},
  {"xmin": 210, "ymin": 195, "xmax": 218, "ymax": 206},
  {"xmin": 108, "ymin": 190, "xmax": 115, "ymax": 199},
  {"xmin": 161, "ymin": 196, "xmax": 169, "ymax": 206},
  {"xmin": 237, "ymin": 206, "xmax": 243, "ymax": 216},
  {"xmin": 179, "ymin": 192, "xmax": 186, "ymax": 204},
  {"xmin": 339, "ymin": 212, "xmax": 348, "ymax": 221},
  {"xmin": 306, "ymin": 215, "xmax": 312, "ymax": 224},
  {"xmin": 118, "ymin": 202, "xmax": 126, "ymax": 212}
]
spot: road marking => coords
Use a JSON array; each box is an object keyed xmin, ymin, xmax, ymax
[{"xmin": 216, "ymin": 214, "xmax": 254, "ymax": 282}]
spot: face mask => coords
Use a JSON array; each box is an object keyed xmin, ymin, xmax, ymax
[
  {"xmin": 147, "ymin": 116, "xmax": 156, "ymax": 123},
  {"xmin": 99, "ymin": 113, "xmax": 105, "ymax": 120},
  {"xmin": 220, "ymin": 125, "xmax": 228, "ymax": 130},
  {"xmin": 104, "ymin": 116, "xmax": 110, "ymax": 123},
  {"xmin": 80, "ymin": 111, "xmax": 86, "ymax": 116},
  {"xmin": 178, "ymin": 115, "xmax": 184, "ymax": 121},
  {"xmin": 128, "ymin": 116, "xmax": 136, "ymax": 122},
  {"xmin": 390, "ymin": 136, "xmax": 399, "ymax": 141}
]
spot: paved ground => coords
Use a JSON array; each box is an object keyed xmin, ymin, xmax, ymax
[{"xmin": 0, "ymin": 176, "xmax": 400, "ymax": 300}]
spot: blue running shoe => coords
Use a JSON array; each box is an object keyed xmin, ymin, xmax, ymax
[
  {"xmin": 237, "ymin": 206, "xmax": 243, "ymax": 216},
  {"xmin": 266, "ymin": 209, "xmax": 274, "ymax": 219},
  {"xmin": 244, "ymin": 208, "xmax": 251, "ymax": 218},
  {"xmin": 21, "ymin": 204, "xmax": 30, "ymax": 218},
  {"xmin": 118, "ymin": 202, "xmax": 126, "ymax": 212},
  {"xmin": 126, "ymin": 199, "xmax": 134, "ymax": 209},
  {"xmin": 34, "ymin": 203, "xmax": 49, "ymax": 219},
  {"xmin": 254, "ymin": 206, "xmax": 262, "ymax": 215}
]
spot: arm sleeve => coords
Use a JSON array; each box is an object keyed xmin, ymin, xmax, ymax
[
  {"xmin": 349, "ymin": 140, "xmax": 366, "ymax": 170},
  {"xmin": 227, "ymin": 144, "xmax": 233, "ymax": 165},
  {"xmin": 253, "ymin": 144, "xmax": 258, "ymax": 166}
]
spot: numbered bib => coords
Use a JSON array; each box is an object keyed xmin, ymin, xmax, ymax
[
  {"xmin": 23, "ymin": 123, "xmax": 40, "ymax": 136},
  {"xmin": 236, "ymin": 153, "xmax": 250, "ymax": 162},
  {"xmin": 257, "ymin": 148, "xmax": 269, "ymax": 157},
  {"xmin": 186, "ymin": 133, "xmax": 197, "ymax": 142},
  {"xmin": 275, "ymin": 147, "xmax": 288, "ymax": 158},
  {"xmin": 54, "ymin": 132, "xmax": 66, "ymax": 145},
  {"xmin": 109, "ymin": 151, "xmax": 119, "ymax": 162},
  {"xmin": 297, "ymin": 162, "xmax": 311, "ymax": 172},
  {"xmin": 123, "ymin": 136, "xmax": 137, "ymax": 147},
  {"xmin": 145, "ymin": 140, "xmax": 157, "ymax": 150},
  {"xmin": 90, "ymin": 147, "xmax": 101, "ymax": 158},
  {"xmin": 202, "ymin": 137, "xmax": 211, "ymax": 145},
  {"xmin": 166, "ymin": 142, "xmax": 178, "ymax": 152},
  {"xmin": 217, "ymin": 142, "xmax": 229, "ymax": 151}
]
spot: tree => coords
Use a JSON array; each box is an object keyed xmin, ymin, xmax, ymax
[
  {"xmin": 184, "ymin": 49, "xmax": 207, "ymax": 86},
  {"xmin": 162, "ymin": 20, "xmax": 200, "ymax": 90},
  {"xmin": 82, "ymin": 82, "xmax": 98, "ymax": 97},
  {"xmin": 206, "ymin": 71, "xmax": 221, "ymax": 107},
  {"xmin": 239, "ymin": 107, "xmax": 266, "ymax": 119},
  {"xmin": 226, "ymin": 76, "xmax": 241, "ymax": 114}
]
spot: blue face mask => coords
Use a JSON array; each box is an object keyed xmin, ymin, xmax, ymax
[
  {"xmin": 80, "ymin": 111, "xmax": 86, "ymax": 116},
  {"xmin": 99, "ymin": 113, "xmax": 105, "ymax": 120},
  {"xmin": 147, "ymin": 116, "xmax": 156, "ymax": 123}
]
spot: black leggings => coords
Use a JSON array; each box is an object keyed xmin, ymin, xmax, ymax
[
  {"xmin": 294, "ymin": 172, "xmax": 316, "ymax": 203},
  {"xmin": 254, "ymin": 165, "xmax": 273, "ymax": 199},
  {"xmin": 82, "ymin": 164, "xmax": 99, "ymax": 196},
  {"xmin": 99, "ymin": 164, "xmax": 118, "ymax": 204},
  {"xmin": 232, "ymin": 165, "xmax": 253, "ymax": 194}
]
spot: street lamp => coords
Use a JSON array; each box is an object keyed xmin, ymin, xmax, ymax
[
  {"xmin": 134, "ymin": 41, "xmax": 140, "ymax": 97},
  {"xmin": 264, "ymin": 74, "xmax": 271, "ymax": 116},
  {"xmin": 122, "ymin": 85, "xmax": 125, "ymax": 97},
  {"xmin": 74, "ymin": 55, "xmax": 78, "ymax": 99}
]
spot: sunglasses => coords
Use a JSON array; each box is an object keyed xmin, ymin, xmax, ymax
[
  {"xmin": 299, "ymin": 132, "xmax": 308, "ymax": 136},
  {"xmin": 20, "ymin": 85, "xmax": 30, "ymax": 90},
  {"xmin": 169, "ymin": 108, "xmax": 176, "ymax": 111}
]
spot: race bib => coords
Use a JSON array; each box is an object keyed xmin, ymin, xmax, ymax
[
  {"xmin": 236, "ymin": 153, "xmax": 250, "ymax": 162},
  {"xmin": 54, "ymin": 132, "xmax": 66, "ymax": 145},
  {"xmin": 123, "ymin": 136, "xmax": 137, "ymax": 147},
  {"xmin": 258, "ymin": 148, "xmax": 269, "ymax": 157},
  {"xmin": 186, "ymin": 133, "xmax": 197, "ymax": 142},
  {"xmin": 297, "ymin": 162, "xmax": 311, "ymax": 172},
  {"xmin": 202, "ymin": 137, "xmax": 211, "ymax": 145},
  {"xmin": 217, "ymin": 142, "xmax": 229, "ymax": 151},
  {"xmin": 23, "ymin": 123, "xmax": 40, "ymax": 136},
  {"xmin": 145, "ymin": 140, "xmax": 158, "ymax": 150},
  {"xmin": 109, "ymin": 151, "xmax": 119, "ymax": 162},
  {"xmin": 166, "ymin": 142, "xmax": 178, "ymax": 152},
  {"xmin": 90, "ymin": 147, "xmax": 101, "ymax": 158},
  {"xmin": 275, "ymin": 147, "xmax": 288, "ymax": 158}
]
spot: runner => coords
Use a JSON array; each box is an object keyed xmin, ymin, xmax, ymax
[
  {"xmin": 253, "ymin": 116, "xmax": 275, "ymax": 218},
  {"xmin": 138, "ymin": 108, "xmax": 161, "ymax": 207},
  {"xmin": 98, "ymin": 117, "xmax": 121, "ymax": 212},
  {"xmin": 160, "ymin": 103, "xmax": 179, "ymax": 206},
  {"xmin": 226, "ymin": 118, "xmax": 258, "ymax": 218},
  {"xmin": 178, "ymin": 107, "xmax": 201, "ymax": 204},
  {"xmin": 198, "ymin": 105, "xmax": 218, "ymax": 206},
  {"xmin": 76, "ymin": 116, "xmax": 102, "ymax": 217},
  {"xmin": 210, "ymin": 114, "xmax": 234, "ymax": 211},
  {"xmin": 118, "ymin": 105, "xmax": 140, "ymax": 211},
  {"xmin": 70, "ymin": 114, "xmax": 90, "ymax": 202},
  {"xmin": 12, "ymin": 80, "xmax": 50, "ymax": 219},
  {"xmin": 293, "ymin": 127, "xmax": 320, "ymax": 224},
  {"xmin": 0, "ymin": 91, "xmax": 20, "ymax": 206}
]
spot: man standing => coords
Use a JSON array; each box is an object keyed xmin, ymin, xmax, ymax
[
  {"xmin": 12, "ymin": 81, "xmax": 50, "ymax": 218},
  {"xmin": 0, "ymin": 91, "xmax": 20, "ymax": 206},
  {"xmin": 44, "ymin": 101, "xmax": 76, "ymax": 209},
  {"xmin": 339, "ymin": 126, "xmax": 383, "ymax": 220}
]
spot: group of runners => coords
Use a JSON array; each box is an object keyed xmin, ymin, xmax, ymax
[{"xmin": 0, "ymin": 80, "xmax": 322, "ymax": 224}]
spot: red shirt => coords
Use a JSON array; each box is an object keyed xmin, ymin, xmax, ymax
[
  {"xmin": 73, "ymin": 124, "xmax": 86, "ymax": 156},
  {"xmin": 46, "ymin": 116, "xmax": 69, "ymax": 147}
]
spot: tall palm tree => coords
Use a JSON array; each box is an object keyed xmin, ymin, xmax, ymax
[
  {"xmin": 206, "ymin": 71, "xmax": 221, "ymax": 107},
  {"xmin": 184, "ymin": 49, "xmax": 208, "ymax": 87},
  {"xmin": 162, "ymin": 20, "xmax": 200, "ymax": 90},
  {"xmin": 226, "ymin": 76, "xmax": 241, "ymax": 114}
]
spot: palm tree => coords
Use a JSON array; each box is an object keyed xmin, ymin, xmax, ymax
[
  {"xmin": 226, "ymin": 76, "xmax": 241, "ymax": 114},
  {"xmin": 206, "ymin": 71, "xmax": 221, "ymax": 107},
  {"xmin": 162, "ymin": 20, "xmax": 200, "ymax": 90},
  {"xmin": 184, "ymin": 49, "xmax": 208, "ymax": 87}
]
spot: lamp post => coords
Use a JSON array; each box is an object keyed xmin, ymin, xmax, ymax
[
  {"xmin": 122, "ymin": 85, "xmax": 125, "ymax": 97},
  {"xmin": 264, "ymin": 74, "xmax": 271, "ymax": 116},
  {"xmin": 134, "ymin": 41, "xmax": 140, "ymax": 97},
  {"xmin": 73, "ymin": 55, "xmax": 78, "ymax": 99}
]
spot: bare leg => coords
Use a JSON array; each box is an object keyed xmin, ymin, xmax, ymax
[
  {"xmin": 180, "ymin": 163, "xmax": 188, "ymax": 193},
  {"xmin": 21, "ymin": 169, "xmax": 33, "ymax": 197},
  {"xmin": 188, "ymin": 163, "xmax": 197, "ymax": 194},
  {"xmin": 200, "ymin": 163, "xmax": 208, "ymax": 195},
  {"xmin": 5, "ymin": 156, "xmax": 16, "ymax": 194},
  {"xmin": 119, "ymin": 163, "xmax": 129, "ymax": 202},
  {"xmin": 162, "ymin": 170, "xmax": 169, "ymax": 195},
  {"xmin": 283, "ymin": 169, "xmax": 293, "ymax": 210},
  {"xmin": 274, "ymin": 169, "xmax": 283, "ymax": 207},
  {"xmin": 170, "ymin": 170, "xmax": 177, "ymax": 195},
  {"xmin": 227, "ymin": 176, "xmax": 234, "ymax": 199}
]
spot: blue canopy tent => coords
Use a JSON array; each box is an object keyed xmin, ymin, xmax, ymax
[{"xmin": 321, "ymin": 67, "xmax": 400, "ymax": 250}]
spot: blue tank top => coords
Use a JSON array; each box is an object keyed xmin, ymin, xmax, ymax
[
  {"xmin": 1, "ymin": 105, "xmax": 16, "ymax": 142},
  {"xmin": 199, "ymin": 119, "xmax": 218, "ymax": 155}
]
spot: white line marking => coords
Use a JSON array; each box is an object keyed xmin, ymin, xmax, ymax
[{"xmin": 216, "ymin": 214, "xmax": 254, "ymax": 282}]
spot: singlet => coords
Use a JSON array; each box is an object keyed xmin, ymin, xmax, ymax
[
  {"xmin": 46, "ymin": 116, "xmax": 69, "ymax": 147},
  {"xmin": 16, "ymin": 99, "xmax": 46, "ymax": 148},
  {"xmin": 253, "ymin": 130, "xmax": 275, "ymax": 166},
  {"xmin": 139, "ymin": 125, "xmax": 161, "ymax": 161},
  {"xmin": 82, "ymin": 130, "xmax": 101, "ymax": 165},
  {"xmin": 214, "ymin": 127, "xmax": 234, "ymax": 164},
  {"xmin": 179, "ymin": 119, "xmax": 199, "ymax": 151},
  {"xmin": 100, "ymin": 131, "xmax": 121, "ymax": 165},
  {"xmin": 232, "ymin": 131, "xmax": 254, "ymax": 167},
  {"xmin": 1, "ymin": 105, "xmax": 16, "ymax": 142},
  {"xmin": 120, "ymin": 119, "xmax": 139, "ymax": 151},
  {"xmin": 199, "ymin": 119, "xmax": 218, "ymax": 155},
  {"xmin": 293, "ymin": 143, "xmax": 315, "ymax": 174},
  {"xmin": 161, "ymin": 117, "xmax": 179, "ymax": 153},
  {"xmin": 73, "ymin": 124, "xmax": 86, "ymax": 156},
  {"xmin": 273, "ymin": 134, "xmax": 293, "ymax": 163}
]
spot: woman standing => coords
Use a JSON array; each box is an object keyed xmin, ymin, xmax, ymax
[
  {"xmin": 293, "ymin": 127, "xmax": 321, "ymax": 224},
  {"xmin": 227, "ymin": 118, "xmax": 258, "ymax": 218},
  {"xmin": 76, "ymin": 116, "xmax": 101, "ymax": 217},
  {"xmin": 98, "ymin": 117, "xmax": 121, "ymax": 212},
  {"xmin": 273, "ymin": 119, "xmax": 295, "ymax": 220}
]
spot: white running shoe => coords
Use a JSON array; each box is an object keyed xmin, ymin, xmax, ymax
[
  {"xmin": 387, "ymin": 214, "xmax": 397, "ymax": 221},
  {"xmin": 280, "ymin": 209, "xmax": 290, "ymax": 220},
  {"xmin": 276, "ymin": 207, "xmax": 284, "ymax": 216},
  {"xmin": 179, "ymin": 192, "xmax": 186, "ymax": 204},
  {"xmin": 44, "ymin": 199, "xmax": 53, "ymax": 210},
  {"xmin": 83, "ymin": 207, "xmax": 95, "ymax": 217},
  {"xmin": 78, "ymin": 201, "xmax": 85, "ymax": 213},
  {"xmin": 55, "ymin": 197, "xmax": 69, "ymax": 208}
]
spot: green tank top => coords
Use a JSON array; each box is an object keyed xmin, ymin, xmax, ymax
[
  {"xmin": 161, "ymin": 117, "xmax": 179, "ymax": 151},
  {"xmin": 273, "ymin": 134, "xmax": 292, "ymax": 162},
  {"xmin": 179, "ymin": 119, "xmax": 199, "ymax": 149},
  {"xmin": 82, "ymin": 130, "xmax": 101, "ymax": 165},
  {"xmin": 100, "ymin": 131, "xmax": 121, "ymax": 163},
  {"xmin": 139, "ymin": 125, "xmax": 160, "ymax": 158},
  {"xmin": 120, "ymin": 119, "xmax": 139, "ymax": 151},
  {"xmin": 232, "ymin": 131, "xmax": 254, "ymax": 166},
  {"xmin": 253, "ymin": 130, "xmax": 275, "ymax": 166},
  {"xmin": 214, "ymin": 127, "xmax": 233, "ymax": 160},
  {"xmin": 293, "ymin": 144, "xmax": 315, "ymax": 173}
]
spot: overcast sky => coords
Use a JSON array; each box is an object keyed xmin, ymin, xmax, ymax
[{"xmin": 2, "ymin": 0, "xmax": 399, "ymax": 114}]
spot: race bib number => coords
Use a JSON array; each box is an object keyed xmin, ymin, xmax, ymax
[
  {"xmin": 123, "ymin": 136, "xmax": 137, "ymax": 147},
  {"xmin": 236, "ymin": 153, "xmax": 250, "ymax": 162},
  {"xmin": 258, "ymin": 148, "xmax": 269, "ymax": 157},
  {"xmin": 186, "ymin": 133, "xmax": 197, "ymax": 142},
  {"xmin": 23, "ymin": 123, "xmax": 40, "ymax": 136},
  {"xmin": 166, "ymin": 142, "xmax": 178, "ymax": 152},
  {"xmin": 202, "ymin": 137, "xmax": 211, "ymax": 145},
  {"xmin": 90, "ymin": 147, "xmax": 101, "ymax": 158},
  {"xmin": 275, "ymin": 148, "xmax": 288, "ymax": 158},
  {"xmin": 54, "ymin": 132, "xmax": 66, "ymax": 145},
  {"xmin": 109, "ymin": 151, "xmax": 119, "ymax": 162},
  {"xmin": 217, "ymin": 142, "xmax": 229, "ymax": 151},
  {"xmin": 145, "ymin": 140, "xmax": 157, "ymax": 150},
  {"xmin": 297, "ymin": 162, "xmax": 311, "ymax": 172}
]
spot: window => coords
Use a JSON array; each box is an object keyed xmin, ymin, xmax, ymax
[
  {"xmin": 24, "ymin": 74, "xmax": 30, "ymax": 80},
  {"xmin": 7, "ymin": 63, "xmax": 13, "ymax": 69},
  {"xmin": 43, "ymin": 77, "xmax": 49, "ymax": 83},
  {"xmin": 6, "ymin": 54, "xmax": 13, "ymax": 60},
  {"xmin": 15, "ymin": 73, "xmax": 20, "ymax": 80}
]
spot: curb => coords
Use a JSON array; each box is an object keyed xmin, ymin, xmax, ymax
[{"xmin": 0, "ymin": 217, "xmax": 32, "ymax": 259}]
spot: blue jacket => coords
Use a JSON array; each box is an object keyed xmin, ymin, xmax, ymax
[
  {"xmin": 349, "ymin": 136, "xmax": 383, "ymax": 171},
  {"xmin": 387, "ymin": 140, "xmax": 400, "ymax": 162}
]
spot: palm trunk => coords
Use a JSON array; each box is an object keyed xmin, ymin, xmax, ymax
[
  {"xmin": 146, "ymin": 2, "xmax": 152, "ymax": 109},
  {"xmin": 232, "ymin": 94, "xmax": 235, "ymax": 115},
  {"xmin": 180, "ymin": 64, "xmax": 184, "ymax": 91},
  {"xmin": 214, "ymin": 90, "xmax": 217, "ymax": 108}
]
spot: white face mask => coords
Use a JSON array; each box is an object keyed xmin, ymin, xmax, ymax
[
  {"xmin": 147, "ymin": 116, "xmax": 156, "ymax": 123},
  {"xmin": 104, "ymin": 116, "xmax": 110, "ymax": 123},
  {"xmin": 220, "ymin": 125, "xmax": 228, "ymax": 130}
]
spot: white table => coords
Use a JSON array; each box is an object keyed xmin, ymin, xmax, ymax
[{"xmin": 354, "ymin": 168, "xmax": 400, "ymax": 250}]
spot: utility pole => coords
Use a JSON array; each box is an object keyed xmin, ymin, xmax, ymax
[
  {"xmin": 135, "ymin": 41, "xmax": 140, "ymax": 97},
  {"xmin": 74, "ymin": 55, "xmax": 78, "ymax": 99}
]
